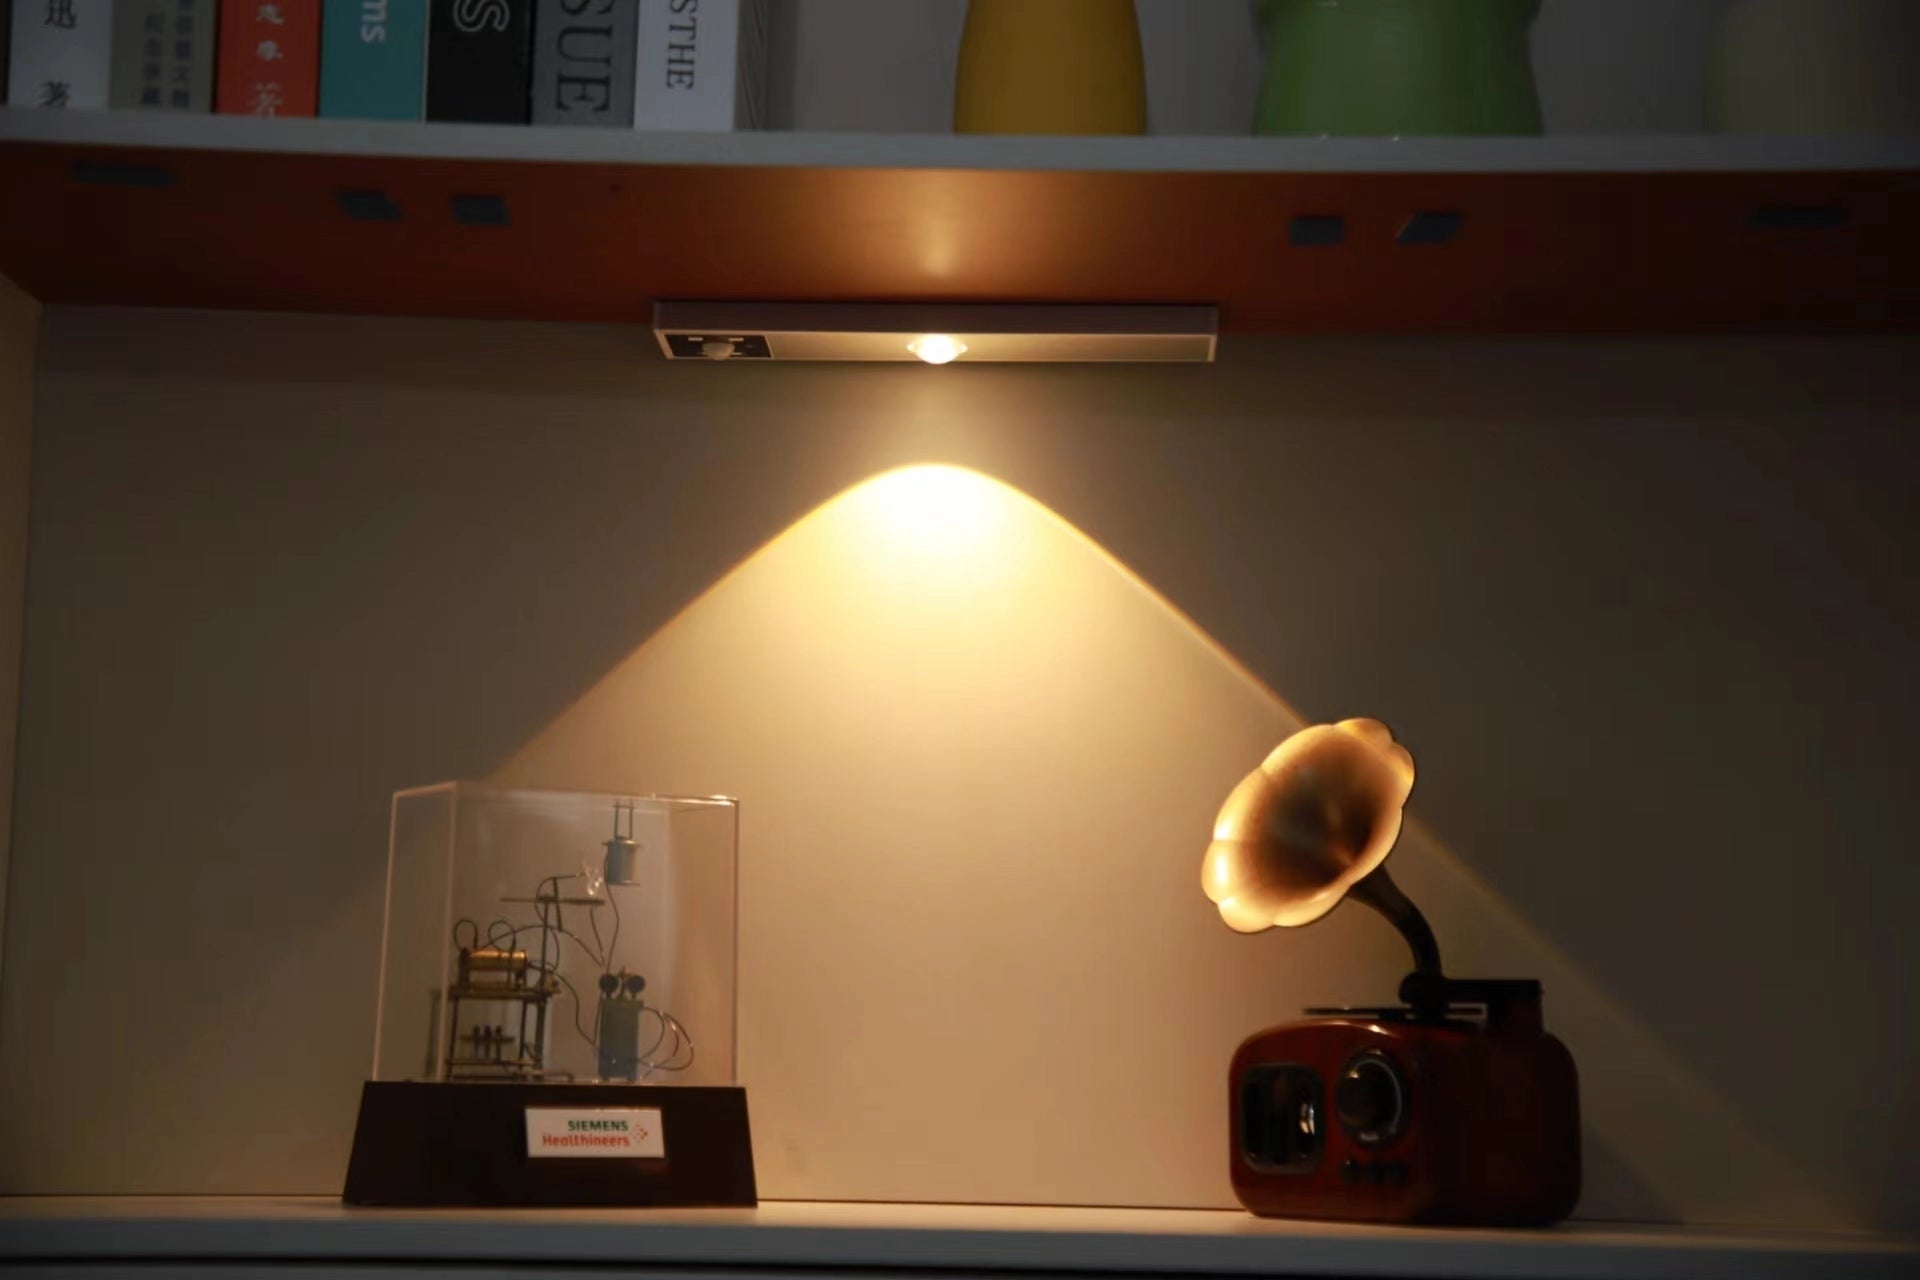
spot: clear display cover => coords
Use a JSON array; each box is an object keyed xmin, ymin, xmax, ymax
[{"xmin": 373, "ymin": 784, "xmax": 738, "ymax": 1087}]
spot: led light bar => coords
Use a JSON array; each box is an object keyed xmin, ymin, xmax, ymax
[{"xmin": 653, "ymin": 302, "xmax": 1218, "ymax": 364}]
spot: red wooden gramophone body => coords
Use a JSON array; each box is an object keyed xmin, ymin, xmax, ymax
[{"xmin": 1204, "ymin": 720, "xmax": 1581, "ymax": 1226}]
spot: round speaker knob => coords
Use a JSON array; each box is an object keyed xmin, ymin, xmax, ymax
[{"xmin": 1336, "ymin": 1051, "xmax": 1405, "ymax": 1147}]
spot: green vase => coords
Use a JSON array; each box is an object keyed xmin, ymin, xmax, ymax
[{"xmin": 1254, "ymin": 0, "xmax": 1544, "ymax": 136}]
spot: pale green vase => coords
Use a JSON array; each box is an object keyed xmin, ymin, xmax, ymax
[{"xmin": 1254, "ymin": 0, "xmax": 1544, "ymax": 136}]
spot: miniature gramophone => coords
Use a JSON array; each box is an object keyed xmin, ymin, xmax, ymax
[{"xmin": 1203, "ymin": 720, "xmax": 1581, "ymax": 1225}]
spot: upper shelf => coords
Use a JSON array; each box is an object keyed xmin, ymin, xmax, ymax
[
  {"xmin": 2, "ymin": 110, "xmax": 1916, "ymax": 333},
  {"xmin": 9, "ymin": 108, "xmax": 1920, "ymax": 172}
]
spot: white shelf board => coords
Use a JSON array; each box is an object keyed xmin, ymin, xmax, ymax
[
  {"xmin": 3, "ymin": 107, "xmax": 1917, "ymax": 174},
  {"xmin": 0, "ymin": 1198, "xmax": 1914, "ymax": 1280}
]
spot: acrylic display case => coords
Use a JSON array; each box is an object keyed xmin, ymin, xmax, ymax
[
  {"xmin": 344, "ymin": 783, "xmax": 755, "ymax": 1208},
  {"xmin": 373, "ymin": 783, "xmax": 738, "ymax": 1087}
]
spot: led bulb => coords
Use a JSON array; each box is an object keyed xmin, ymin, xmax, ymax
[{"xmin": 908, "ymin": 335, "xmax": 968, "ymax": 365}]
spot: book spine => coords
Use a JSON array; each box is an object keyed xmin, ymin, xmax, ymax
[
  {"xmin": 633, "ymin": 0, "xmax": 721, "ymax": 129},
  {"xmin": 7, "ymin": 0, "xmax": 112, "ymax": 109},
  {"xmin": 425, "ymin": 0, "xmax": 532, "ymax": 123},
  {"xmin": 319, "ymin": 0, "xmax": 427, "ymax": 120},
  {"xmin": 633, "ymin": 0, "xmax": 761, "ymax": 130},
  {"xmin": 110, "ymin": 0, "xmax": 215, "ymax": 111},
  {"xmin": 530, "ymin": 0, "xmax": 633, "ymax": 126},
  {"xmin": 217, "ymin": 0, "xmax": 321, "ymax": 116}
]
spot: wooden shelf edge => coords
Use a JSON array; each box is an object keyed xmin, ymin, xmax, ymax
[
  {"xmin": 0, "ymin": 1197, "xmax": 1915, "ymax": 1280},
  {"xmin": 4, "ymin": 107, "xmax": 1919, "ymax": 175},
  {"xmin": 3, "ymin": 113, "xmax": 1914, "ymax": 331}
]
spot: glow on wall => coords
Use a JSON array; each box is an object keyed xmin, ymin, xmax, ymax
[{"xmin": 491, "ymin": 465, "xmax": 1841, "ymax": 1223}]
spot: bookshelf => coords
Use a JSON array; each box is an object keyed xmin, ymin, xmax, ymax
[{"xmin": 1, "ymin": 109, "xmax": 1916, "ymax": 332}]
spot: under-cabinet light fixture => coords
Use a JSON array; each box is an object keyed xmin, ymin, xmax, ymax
[
  {"xmin": 653, "ymin": 303, "xmax": 1218, "ymax": 364},
  {"xmin": 907, "ymin": 335, "xmax": 969, "ymax": 366}
]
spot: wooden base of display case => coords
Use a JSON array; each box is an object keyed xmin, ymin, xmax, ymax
[{"xmin": 343, "ymin": 1080, "xmax": 756, "ymax": 1208}]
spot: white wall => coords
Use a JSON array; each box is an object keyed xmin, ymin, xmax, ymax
[
  {"xmin": 0, "ymin": 276, "xmax": 36, "ymax": 986},
  {"xmin": 0, "ymin": 309, "xmax": 1913, "ymax": 1232},
  {"xmin": 769, "ymin": 0, "xmax": 1737, "ymax": 134}
]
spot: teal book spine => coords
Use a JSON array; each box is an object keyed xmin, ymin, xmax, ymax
[{"xmin": 319, "ymin": 0, "xmax": 427, "ymax": 120}]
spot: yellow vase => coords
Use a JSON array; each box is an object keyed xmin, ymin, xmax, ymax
[{"xmin": 954, "ymin": 0, "xmax": 1147, "ymax": 135}]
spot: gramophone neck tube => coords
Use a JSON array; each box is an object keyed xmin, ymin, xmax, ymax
[{"xmin": 1348, "ymin": 866, "xmax": 1442, "ymax": 979}]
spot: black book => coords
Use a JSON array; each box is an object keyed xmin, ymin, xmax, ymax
[{"xmin": 427, "ymin": 0, "xmax": 534, "ymax": 123}]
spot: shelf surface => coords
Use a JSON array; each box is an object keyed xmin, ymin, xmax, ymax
[
  {"xmin": 6, "ymin": 109, "xmax": 1920, "ymax": 173},
  {"xmin": 1, "ymin": 110, "xmax": 1917, "ymax": 332},
  {"xmin": 1, "ymin": 1197, "xmax": 1915, "ymax": 1280}
]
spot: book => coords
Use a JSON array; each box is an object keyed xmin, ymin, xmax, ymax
[
  {"xmin": 8, "ymin": 0, "xmax": 111, "ymax": 109},
  {"xmin": 217, "ymin": 0, "xmax": 321, "ymax": 116},
  {"xmin": 319, "ymin": 0, "xmax": 428, "ymax": 120},
  {"xmin": 530, "ymin": 0, "xmax": 633, "ymax": 126},
  {"xmin": 631, "ymin": 0, "xmax": 764, "ymax": 130},
  {"xmin": 425, "ymin": 0, "xmax": 532, "ymax": 123},
  {"xmin": 110, "ymin": 0, "xmax": 215, "ymax": 111}
]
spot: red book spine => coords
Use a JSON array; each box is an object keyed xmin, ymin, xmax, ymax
[{"xmin": 216, "ymin": 0, "xmax": 321, "ymax": 116}]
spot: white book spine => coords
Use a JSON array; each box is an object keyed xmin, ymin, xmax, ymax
[
  {"xmin": 633, "ymin": 0, "xmax": 765, "ymax": 131},
  {"xmin": 8, "ymin": 0, "xmax": 112, "ymax": 109}
]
